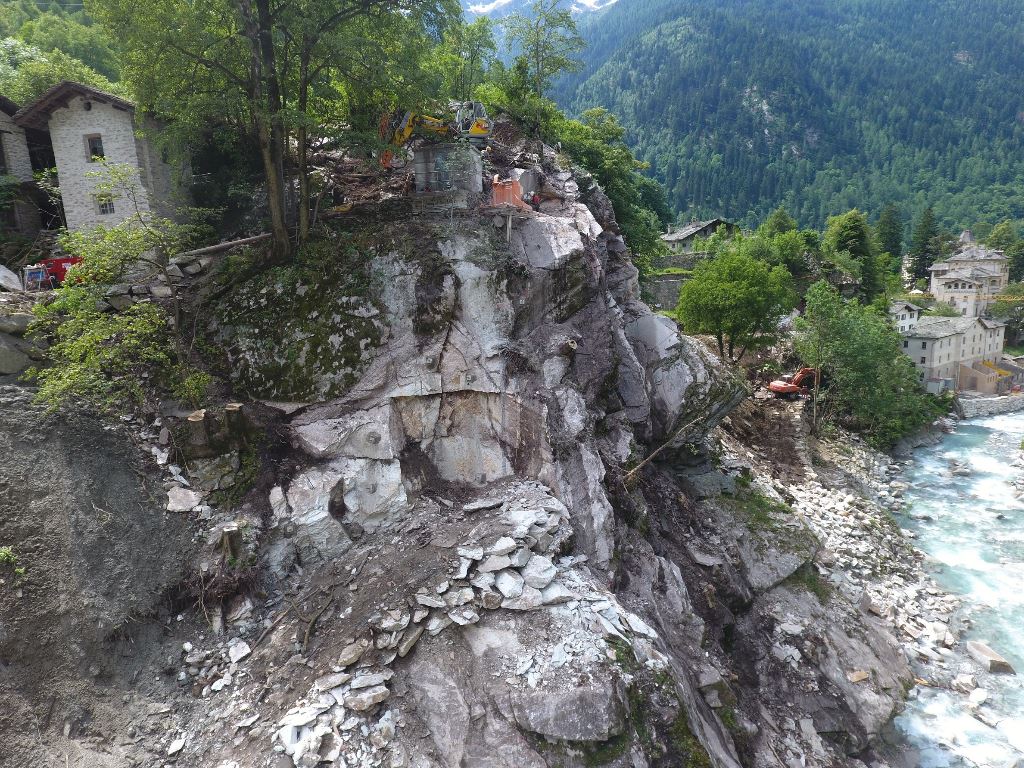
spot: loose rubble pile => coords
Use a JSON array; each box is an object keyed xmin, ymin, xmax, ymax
[{"xmin": 242, "ymin": 483, "xmax": 665, "ymax": 767}]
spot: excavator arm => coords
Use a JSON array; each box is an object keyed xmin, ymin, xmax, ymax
[{"xmin": 379, "ymin": 102, "xmax": 492, "ymax": 168}]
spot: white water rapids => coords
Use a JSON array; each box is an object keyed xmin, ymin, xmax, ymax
[{"xmin": 894, "ymin": 413, "xmax": 1024, "ymax": 766}]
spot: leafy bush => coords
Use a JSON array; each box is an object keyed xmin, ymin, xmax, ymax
[
  {"xmin": 172, "ymin": 368, "xmax": 214, "ymax": 408},
  {"xmin": 26, "ymin": 162, "xmax": 208, "ymax": 412}
]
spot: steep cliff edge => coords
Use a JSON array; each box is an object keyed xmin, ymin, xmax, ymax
[{"xmin": 0, "ymin": 140, "xmax": 911, "ymax": 768}]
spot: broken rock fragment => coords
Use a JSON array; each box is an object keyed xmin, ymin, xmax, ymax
[
  {"xmin": 166, "ymin": 486, "xmax": 203, "ymax": 512},
  {"xmin": 487, "ymin": 536, "xmax": 517, "ymax": 556},
  {"xmin": 477, "ymin": 554, "xmax": 512, "ymax": 573},
  {"xmin": 495, "ymin": 569, "xmax": 525, "ymax": 599},
  {"xmin": 344, "ymin": 685, "xmax": 390, "ymax": 711},
  {"xmin": 966, "ymin": 640, "xmax": 1016, "ymax": 674},
  {"xmin": 338, "ymin": 639, "xmax": 369, "ymax": 667},
  {"xmin": 502, "ymin": 585, "xmax": 544, "ymax": 611},
  {"xmin": 520, "ymin": 555, "xmax": 557, "ymax": 589}
]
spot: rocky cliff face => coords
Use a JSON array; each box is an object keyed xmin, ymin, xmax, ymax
[{"xmin": 0, "ymin": 143, "xmax": 911, "ymax": 768}]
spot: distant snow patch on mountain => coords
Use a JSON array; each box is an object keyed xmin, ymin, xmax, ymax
[
  {"xmin": 467, "ymin": 0, "xmax": 516, "ymax": 13},
  {"xmin": 466, "ymin": 0, "xmax": 618, "ymax": 15}
]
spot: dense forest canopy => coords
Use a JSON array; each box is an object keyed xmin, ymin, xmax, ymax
[{"xmin": 555, "ymin": 0, "xmax": 1024, "ymax": 234}]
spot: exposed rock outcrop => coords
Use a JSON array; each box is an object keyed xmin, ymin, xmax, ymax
[{"xmin": 0, "ymin": 142, "xmax": 916, "ymax": 768}]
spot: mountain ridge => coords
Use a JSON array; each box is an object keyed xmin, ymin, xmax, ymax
[{"xmin": 555, "ymin": 0, "xmax": 1024, "ymax": 230}]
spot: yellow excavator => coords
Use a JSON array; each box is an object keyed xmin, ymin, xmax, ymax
[{"xmin": 379, "ymin": 101, "xmax": 492, "ymax": 168}]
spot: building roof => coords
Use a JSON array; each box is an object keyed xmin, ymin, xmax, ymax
[
  {"xmin": 936, "ymin": 270, "xmax": 983, "ymax": 284},
  {"xmin": 905, "ymin": 316, "xmax": 980, "ymax": 339},
  {"xmin": 13, "ymin": 81, "xmax": 135, "ymax": 129},
  {"xmin": 661, "ymin": 218, "xmax": 732, "ymax": 243},
  {"xmin": 0, "ymin": 95, "xmax": 18, "ymax": 117},
  {"xmin": 889, "ymin": 300, "xmax": 923, "ymax": 314},
  {"xmin": 980, "ymin": 318, "xmax": 1006, "ymax": 329},
  {"xmin": 930, "ymin": 245, "xmax": 1007, "ymax": 271}
]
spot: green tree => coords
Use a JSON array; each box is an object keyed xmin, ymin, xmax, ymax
[
  {"xmin": 433, "ymin": 17, "xmax": 496, "ymax": 101},
  {"xmin": 796, "ymin": 281, "xmax": 943, "ymax": 447},
  {"xmin": 985, "ymin": 222, "xmax": 1024, "ymax": 282},
  {"xmin": 985, "ymin": 219, "xmax": 1018, "ymax": 251},
  {"xmin": 553, "ymin": 108, "xmax": 670, "ymax": 270},
  {"xmin": 677, "ymin": 247, "xmax": 796, "ymax": 361},
  {"xmin": 991, "ymin": 282, "xmax": 1024, "ymax": 345},
  {"xmin": 16, "ymin": 13, "xmax": 120, "ymax": 80},
  {"xmin": 503, "ymin": 0, "xmax": 584, "ymax": 98},
  {"xmin": 823, "ymin": 209, "xmax": 879, "ymax": 302},
  {"xmin": 0, "ymin": 39, "xmax": 120, "ymax": 103},
  {"xmin": 875, "ymin": 203, "xmax": 903, "ymax": 272},
  {"xmin": 760, "ymin": 205, "xmax": 797, "ymax": 237},
  {"xmin": 909, "ymin": 207, "xmax": 940, "ymax": 280},
  {"xmin": 91, "ymin": 0, "xmax": 457, "ymax": 262}
]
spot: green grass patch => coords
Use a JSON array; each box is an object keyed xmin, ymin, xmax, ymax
[
  {"xmin": 0, "ymin": 545, "xmax": 26, "ymax": 580},
  {"xmin": 728, "ymin": 490, "xmax": 792, "ymax": 532},
  {"xmin": 782, "ymin": 563, "xmax": 833, "ymax": 603}
]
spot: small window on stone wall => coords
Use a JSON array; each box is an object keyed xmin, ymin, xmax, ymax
[
  {"xmin": 85, "ymin": 134, "xmax": 105, "ymax": 162},
  {"xmin": 96, "ymin": 194, "xmax": 115, "ymax": 215},
  {"xmin": 0, "ymin": 134, "xmax": 8, "ymax": 175}
]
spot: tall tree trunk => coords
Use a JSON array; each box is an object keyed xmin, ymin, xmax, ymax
[
  {"xmin": 297, "ymin": 46, "xmax": 311, "ymax": 243},
  {"xmin": 256, "ymin": 118, "xmax": 291, "ymax": 260},
  {"xmin": 238, "ymin": 0, "xmax": 290, "ymax": 262}
]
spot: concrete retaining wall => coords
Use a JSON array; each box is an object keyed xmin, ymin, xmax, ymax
[{"xmin": 958, "ymin": 394, "xmax": 1024, "ymax": 418}]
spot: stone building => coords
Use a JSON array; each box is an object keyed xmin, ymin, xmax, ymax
[
  {"xmin": 0, "ymin": 95, "xmax": 43, "ymax": 235},
  {"xmin": 660, "ymin": 218, "xmax": 737, "ymax": 255},
  {"xmin": 901, "ymin": 315, "xmax": 1008, "ymax": 393},
  {"xmin": 888, "ymin": 300, "xmax": 923, "ymax": 334},
  {"xmin": 13, "ymin": 81, "xmax": 179, "ymax": 231},
  {"xmin": 927, "ymin": 231, "xmax": 1008, "ymax": 317}
]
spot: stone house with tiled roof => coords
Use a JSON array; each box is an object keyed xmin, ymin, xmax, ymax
[
  {"xmin": 901, "ymin": 314, "xmax": 1008, "ymax": 393},
  {"xmin": 9, "ymin": 81, "xmax": 180, "ymax": 232},
  {"xmin": 889, "ymin": 300, "xmax": 923, "ymax": 333},
  {"xmin": 660, "ymin": 218, "xmax": 738, "ymax": 255},
  {"xmin": 928, "ymin": 231, "xmax": 1008, "ymax": 317}
]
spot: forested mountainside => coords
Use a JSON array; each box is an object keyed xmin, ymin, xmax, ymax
[{"xmin": 556, "ymin": 0, "xmax": 1024, "ymax": 230}]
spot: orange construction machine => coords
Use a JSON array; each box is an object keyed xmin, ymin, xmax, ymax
[{"xmin": 768, "ymin": 367, "xmax": 819, "ymax": 399}]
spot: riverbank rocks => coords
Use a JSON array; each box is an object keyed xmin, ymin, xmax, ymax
[{"xmin": 966, "ymin": 640, "xmax": 1017, "ymax": 674}]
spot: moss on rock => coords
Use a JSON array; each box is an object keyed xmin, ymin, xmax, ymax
[{"xmin": 212, "ymin": 233, "xmax": 388, "ymax": 401}]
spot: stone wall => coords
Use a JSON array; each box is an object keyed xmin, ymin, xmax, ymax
[
  {"xmin": 0, "ymin": 111, "xmax": 34, "ymax": 182},
  {"xmin": 644, "ymin": 274, "xmax": 686, "ymax": 310},
  {"xmin": 957, "ymin": 393, "xmax": 1024, "ymax": 418},
  {"xmin": 653, "ymin": 250, "xmax": 710, "ymax": 270},
  {"xmin": 411, "ymin": 143, "xmax": 483, "ymax": 193},
  {"xmin": 48, "ymin": 96, "xmax": 150, "ymax": 230}
]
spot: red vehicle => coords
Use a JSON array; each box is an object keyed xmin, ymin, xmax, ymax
[
  {"xmin": 768, "ymin": 367, "xmax": 819, "ymax": 399},
  {"xmin": 23, "ymin": 256, "xmax": 82, "ymax": 291}
]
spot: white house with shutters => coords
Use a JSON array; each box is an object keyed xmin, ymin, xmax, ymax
[{"xmin": 889, "ymin": 300, "xmax": 923, "ymax": 333}]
